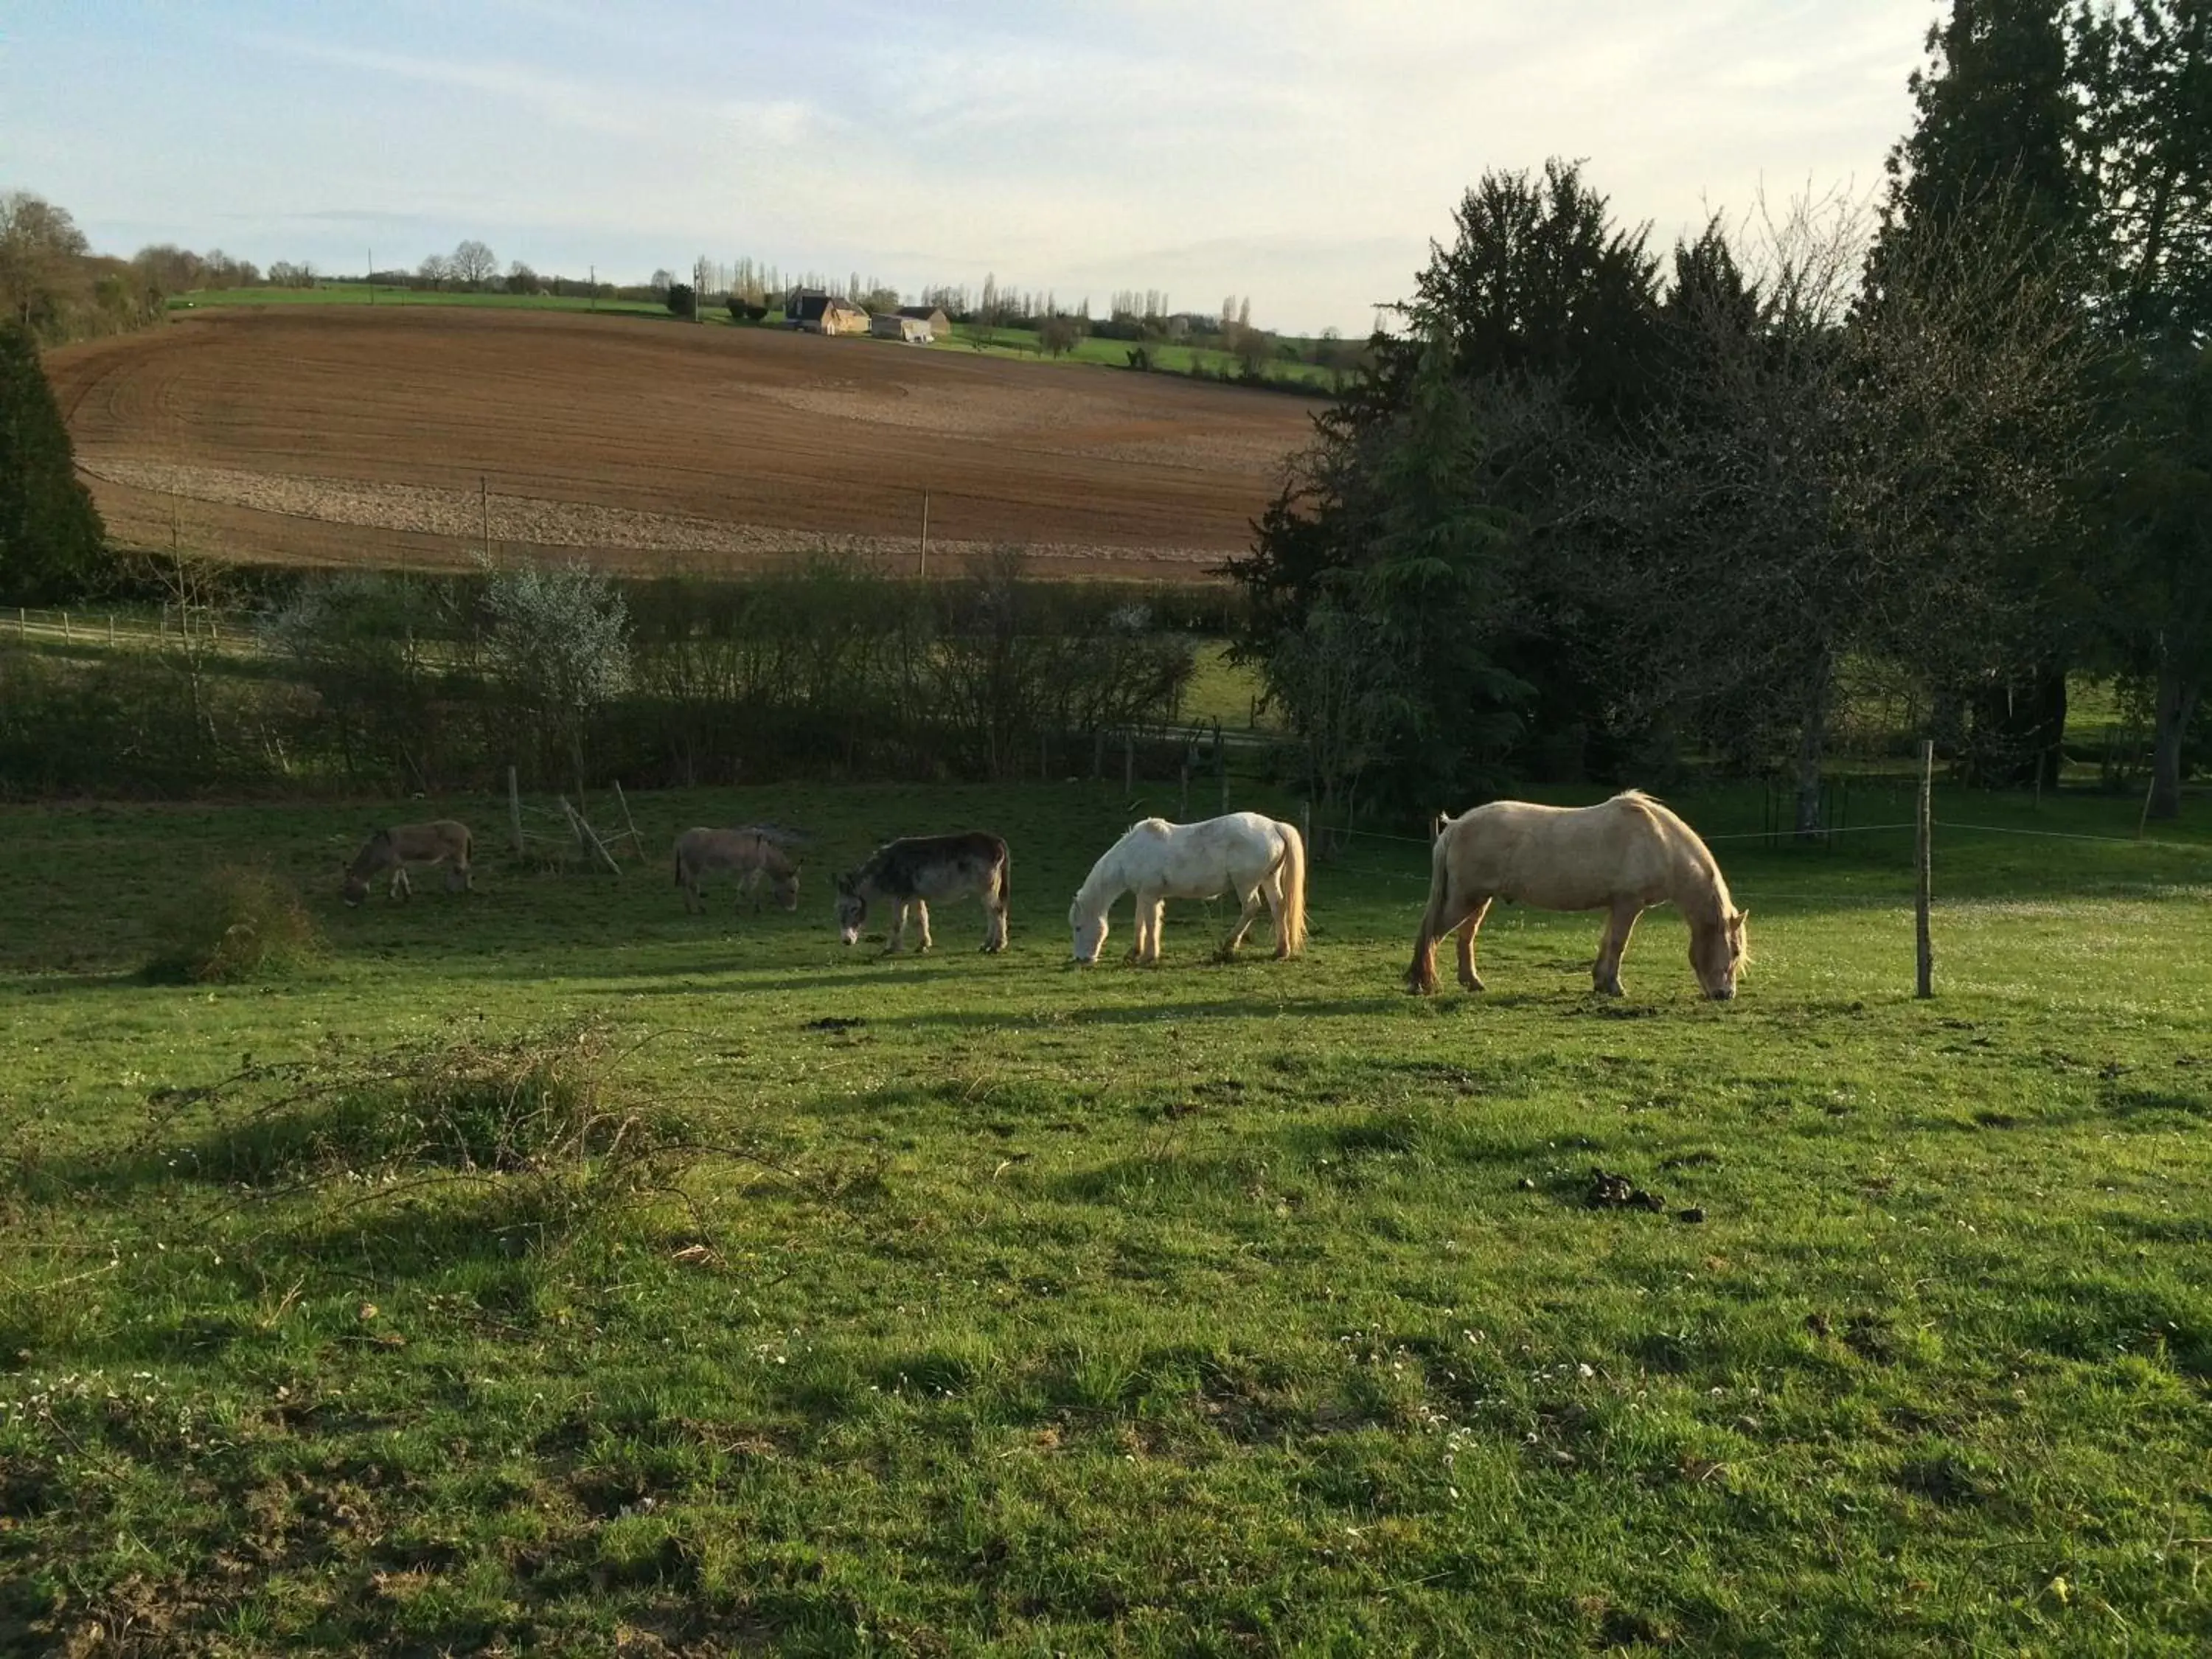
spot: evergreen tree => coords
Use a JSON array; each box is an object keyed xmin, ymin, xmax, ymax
[
  {"xmin": 2074, "ymin": 1, "xmax": 2212, "ymax": 814},
  {"xmin": 2074, "ymin": 0, "xmax": 2211, "ymax": 342},
  {"xmin": 0, "ymin": 321, "xmax": 108, "ymax": 604},
  {"xmin": 1881, "ymin": 0, "xmax": 2088, "ymax": 788},
  {"xmin": 1228, "ymin": 162, "xmax": 1663, "ymax": 807},
  {"xmin": 1888, "ymin": 0, "xmax": 2083, "ymax": 233}
]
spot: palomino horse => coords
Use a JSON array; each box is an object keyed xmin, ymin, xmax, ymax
[
  {"xmin": 674, "ymin": 827, "xmax": 801, "ymax": 916},
  {"xmin": 343, "ymin": 820, "xmax": 474, "ymax": 906},
  {"xmin": 1408, "ymin": 791, "xmax": 1747, "ymax": 1000},
  {"xmin": 835, "ymin": 832, "xmax": 1009, "ymax": 953},
  {"xmin": 1069, "ymin": 812, "xmax": 1307, "ymax": 965}
]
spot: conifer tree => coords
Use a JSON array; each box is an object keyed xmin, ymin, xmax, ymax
[
  {"xmin": 1881, "ymin": 0, "xmax": 2087, "ymax": 788},
  {"xmin": 0, "ymin": 321, "xmax": 108, "ymax": 604}
]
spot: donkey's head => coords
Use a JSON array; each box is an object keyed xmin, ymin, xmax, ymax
[
  {"xmin": 341, "ymin": 830, "xmax": 391, "ymax": 908},
  {"xmin": 1690, "ymin": 907, "xmax": 1750, "ymax": 1001},
  {"xmin": 771, "ymin": 863, "xmax": 801, "ymax": 914},
  {"xmin": 833, "ymin": 872, "xmax": 866, "ymax": 944}
]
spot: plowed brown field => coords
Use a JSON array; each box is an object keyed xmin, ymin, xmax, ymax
[{"xmin": 45, "ymin": 307, "xmax": 1323, "ymax": 582}]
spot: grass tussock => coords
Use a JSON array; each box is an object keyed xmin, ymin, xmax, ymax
[
  {"xmin": 142, "ymin": 865, "xmax": 321, "ymax": 984},
  {"xmin": 154, "ymin": 1020, "xmax": 677, "ymax": 1189}
]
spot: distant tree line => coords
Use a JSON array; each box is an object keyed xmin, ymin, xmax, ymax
[
  {"xmin": 1, "ymin": 192, "xmax": 169, "ymax": 345},
  {"xmin": 1231, "ymin": 0, "xmax": 2210, "ymax": 822}
]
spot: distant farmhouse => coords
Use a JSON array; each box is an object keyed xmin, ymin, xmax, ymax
[
  {"xmin": 785, "ymin": 289, "xmax": 869, "ymax": 335},
  {"xmin": 871, "ymin": 312, "xmax": 936, "ymax": 344},
  {"xmin": 897, "ymin": 305, "xmax": 951, "ymax": 337}
]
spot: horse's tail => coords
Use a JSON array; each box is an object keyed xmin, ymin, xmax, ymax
[
  {"xmin": 996, "ymin": 841, "xmax": 1010, "ymax": 908},
  {"xmin": 1276, "ymin": 821, "xmax": 1307, "ymax": 958},
  {"xmin": 1406, "ymin": 823, "xmax": 1453, "ymax": 995}
]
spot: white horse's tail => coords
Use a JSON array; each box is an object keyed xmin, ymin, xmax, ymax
[{"xmin": 1276, "ymin": 820, "xmax": 1307, "ymax": 959}]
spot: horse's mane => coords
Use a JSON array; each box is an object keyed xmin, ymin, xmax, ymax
[{"xmin": 1612, "ymin": 790, "xmax": 1736, "ymax": 917}]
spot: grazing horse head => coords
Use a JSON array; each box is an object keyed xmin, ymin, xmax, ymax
[
  {"xmin": 1068, "ymin": 899, "xmax": 1108, "ymax": 964},
  {"xmin": 1690, "ymin": 907, "xmax": 1750, "ymax": 1001},
  {"xmin": 833, "ymin": 873, "xmax": 866, "ymax": 944}
]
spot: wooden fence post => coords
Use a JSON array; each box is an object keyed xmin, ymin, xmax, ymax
[
  {"xmin": 561, "ymin": 796, "xmax": 622, "ymax": 876},
  {"xmin": 1916, "ymin": 739, "xmax": 1934, "ymax": 1000},
  {"xmin": 613, "ymin": 781, "xmax": 646, "ymax": 863},
  {"xmin": 508, "ymin": 766, "xmax": 524, "ymax": 856},
  {"xmin": 1216, "ymin": 719, "xmax": 1227, "ymax": 814}
]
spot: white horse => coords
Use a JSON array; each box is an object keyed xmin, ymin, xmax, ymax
[{"xmin": 1068, "ymin": 812, "xmax": 1307, "ymax": 965}]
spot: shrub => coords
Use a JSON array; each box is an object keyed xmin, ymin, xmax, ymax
[{"xmin": 143, "ymin": 866, "xmax": 321, "ymax": 984}]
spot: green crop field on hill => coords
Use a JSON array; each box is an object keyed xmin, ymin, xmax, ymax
[{"xmin": 1, "ymin": 780, "xmax": 2208, "ymax": 1654}]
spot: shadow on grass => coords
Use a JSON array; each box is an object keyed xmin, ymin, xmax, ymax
[{"xmin": 857, "ymin": 994, "xmax": 1411, "ymax": 1031}]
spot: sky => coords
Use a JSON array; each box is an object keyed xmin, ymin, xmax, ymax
[{"xmin": 1, "ymin": 1, "xmax": 1938, "ymax": 335}]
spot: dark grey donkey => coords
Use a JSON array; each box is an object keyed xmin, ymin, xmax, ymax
[{"xmin": 834, "ymin": 832, "xmax": 1009, "ymax": 953}]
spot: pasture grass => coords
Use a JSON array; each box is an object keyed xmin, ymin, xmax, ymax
[
  {"xmin": 1, "ymin": 780, "xmax": 2209, "ymax": 1654},
  {"xmin": 1179, "ymin": 642, "xmax": 1276, "ymax": 734}
]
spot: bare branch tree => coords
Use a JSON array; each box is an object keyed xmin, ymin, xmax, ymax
[
  {"xmin": 1594, "ymin": 188, "xmax": 2095, "ymax": 832},
  {"xmin": 451, "ymin": 240, "xmax": 498, "ymax": 290}
]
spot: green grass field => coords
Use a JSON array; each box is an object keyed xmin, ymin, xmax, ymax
[
  {"xmin": 947, "ymin": 328, "xmax": 1338, "ymax": 392},
  {"xmin": 3, "ymin": 780, "xmax": 2209, "ymax": 1654},
  {"xmin": 173, "ymin": 285, "xmax": 687, "ymax": 323},
  {"xmin": 168, "ymin": 286, "xmax": 1340, "ymax": 391}
]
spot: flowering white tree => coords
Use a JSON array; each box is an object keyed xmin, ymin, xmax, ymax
[{"xmin": 480, "ymin": 560, "xmax": 630, "ymax": 793}]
